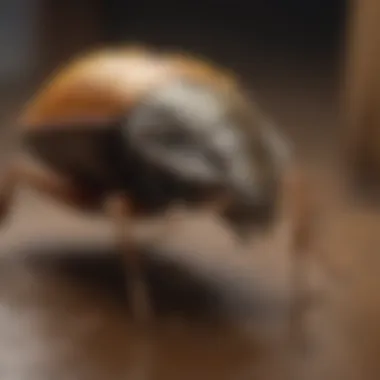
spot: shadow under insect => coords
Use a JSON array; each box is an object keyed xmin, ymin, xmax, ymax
[{"xmin": 21, "ymin": 237, "xmax": 292, "ymax": 327}]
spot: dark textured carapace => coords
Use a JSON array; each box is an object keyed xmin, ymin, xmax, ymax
[{"xmin": 18, "ymin": 45, "xmax": 290, "ymax": 229}]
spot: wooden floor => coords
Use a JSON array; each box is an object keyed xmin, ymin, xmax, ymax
[{"xmin": 1, "ymin": 50, "xmax": 380, "ymax": 380}]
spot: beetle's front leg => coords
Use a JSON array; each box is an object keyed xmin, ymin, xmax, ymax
[
  {"xmin": 0, "ymin": 156, "xmax": 99, "ymax": 225},
  {"xmin": 105, "ymin": 194, "xmax": 152, "ymax": 324},
  {"xmin": 0, "ymin": 165, "xmax": 17, "ymax": 224}
]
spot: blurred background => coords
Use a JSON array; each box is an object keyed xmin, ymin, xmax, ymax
[
  {"xmin": 4, "ymin": 1, "xmax": 380, "ymax": 379},
  {"xmin": 0, "ymin": 0, "xmax": 347, "ymax": 161}
]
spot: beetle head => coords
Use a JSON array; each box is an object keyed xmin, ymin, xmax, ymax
[{"xmin": 124, "ymin": 79, "xmax": 291, "ymax": 238}]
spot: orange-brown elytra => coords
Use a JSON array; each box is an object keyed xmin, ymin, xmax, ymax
[{"xmin": 0, "ymin": 45, "xmax": 291, "ymax": 322}]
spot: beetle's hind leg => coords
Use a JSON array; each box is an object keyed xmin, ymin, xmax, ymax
[{"xmin": 105, "ymin": 194, "xmax": 152, "ymax": 324}]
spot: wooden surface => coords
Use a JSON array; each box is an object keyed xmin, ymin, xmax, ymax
[
  {"xmin": 0, "ymin": 187, "xmax": 308, "ymax": 380},
  {"xmin": 0, "ymin": 166, "xmax": 371, "ymax": 380}
]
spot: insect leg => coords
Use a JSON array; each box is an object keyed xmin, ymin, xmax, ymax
[
  {"xmin": 105, "ymin": 194, "xmax": 152, "ymax": 324},
  {"xmin": 0, "ymin": 163, "xmax": 17, "ymax": 224},
  {"xmin": 0, "ymin": 156, "xmax": 98, "ymax": 219}
]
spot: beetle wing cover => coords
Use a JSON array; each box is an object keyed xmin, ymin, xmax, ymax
[{"xmin": 20, "ymin": 46, "xmax": 237, "ymax": 130}]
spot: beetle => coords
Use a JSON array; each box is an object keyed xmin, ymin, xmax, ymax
[{"xmin": 0, "ymin": 45, "xmax": 291, "ymax": 322}]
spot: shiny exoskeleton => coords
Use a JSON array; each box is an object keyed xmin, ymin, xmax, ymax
[{"xmin": 0, "ymin": 45, "xmax": 291, "ymax": 322}]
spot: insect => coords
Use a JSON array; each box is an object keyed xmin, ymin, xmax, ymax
[{"xmin": 0, "ymin": 45, "xmax": 290, "ymax": 322}]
